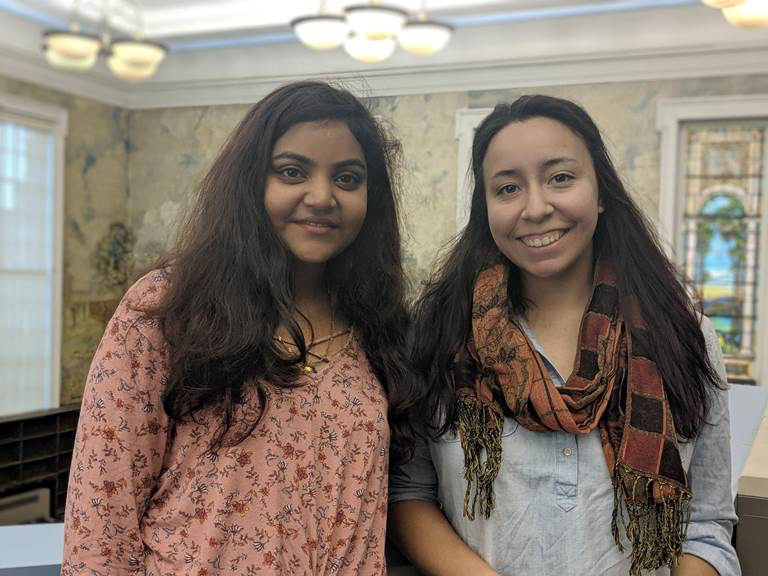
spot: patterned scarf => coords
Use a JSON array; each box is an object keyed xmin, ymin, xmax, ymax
[{"xmin": 456, "ymin": 259, "xmax": 691, "ymax": 575}]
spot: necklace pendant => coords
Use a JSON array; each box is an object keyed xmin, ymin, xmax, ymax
[{"xmin": 303, "ymin": 365, "xmax": 314, "ymax": 373}]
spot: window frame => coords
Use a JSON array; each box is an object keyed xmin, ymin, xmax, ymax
[
  {"xmin": 455, "ymin": 108, "xmax": 493, "ymax": 231},
  {"xmin": 657, "ymin": 94, "xmax": 768, "ymax": 387},
  {"xmin": 0, "ymin": 92, "xmax": 68, "ymax": 411}
]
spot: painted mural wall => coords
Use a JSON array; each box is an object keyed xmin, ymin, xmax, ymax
[{"xmin": 5, "ymin": 72, "xmax": 768, "ymax": 403}]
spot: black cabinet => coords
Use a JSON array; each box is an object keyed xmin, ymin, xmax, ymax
[{"xmin": 0, "ymin": 405, "xmax": 80, "ymax": 522}]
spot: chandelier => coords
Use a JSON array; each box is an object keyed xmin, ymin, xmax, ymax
[
  {"xmin": 701, "ymin": 0, "xmax": 768, "ymax": 28},
  {"xmin": 42, "ymin": 0, "xmax": 167, "ymax": 81},
  {"xmin": 292, "ymin": 0, "xmax": 453, "ymax": 64}
]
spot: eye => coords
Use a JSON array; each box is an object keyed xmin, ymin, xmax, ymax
[
  {"xmin": 550, "ymin": 172, "xmax": 574, "ymax": 185},
  {"xmin": 498, "ymin": 183, "xmax": 520, "ymax": 196},
  {"xmin": 335, "ymin": 172, "xmax": 363, "ymax": 189},
  {"xmin": 275, "ymin": 166, "xmax": 303, "ymax": 180}
]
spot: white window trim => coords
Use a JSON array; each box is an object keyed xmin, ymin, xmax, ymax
[
  {"xmin": 0, "ymin": 92, "xmax": 68, "ymax": 409},
  {"xmin": 455, "ymin": 108, "xmax": 492, "ymax": 231},
  {"xmin": 657, "ymin": 94, "xmax": 768, "ymax": 387}
]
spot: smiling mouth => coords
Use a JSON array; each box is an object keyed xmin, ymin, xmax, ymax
[
  {"xmin": 519, "ymin": 229, "xmax": 567, "ymax": 248},
  {"xmin": 294, "ymin": 219, "xmax": 337, "ymax": 229}
]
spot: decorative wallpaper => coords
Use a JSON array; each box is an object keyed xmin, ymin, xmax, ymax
[
  {"xmin": 127, "ymin": 104, "xmax": 248, "ymax": 271},
  {"xmin": 4, "ymin": 71, "xmax": 768, "ymax": 407}
]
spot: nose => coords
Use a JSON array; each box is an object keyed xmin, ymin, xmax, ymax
[
  {"xmin": 303, "ymin": 177, "xmax": 335, "ymax": 211},
  {"xmin": 521, "ymin": 184, "xmax": 553, "ymax": 221}
]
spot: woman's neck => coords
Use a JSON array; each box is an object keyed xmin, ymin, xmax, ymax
[
  {"xmin": 292, "ymin": 261, "xmax": 327, "ymax": 312},
  {"xmin": 522, "ymin": 253, "xmax": 594, "ymax": 326},
  {"xmin": 287, "ymin": 260, "xmax": 339, "ymax": 341}
]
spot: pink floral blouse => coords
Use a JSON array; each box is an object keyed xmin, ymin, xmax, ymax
[{"xmin": 62, "ymin": 272, "xmax": 390, "ymax": 575}]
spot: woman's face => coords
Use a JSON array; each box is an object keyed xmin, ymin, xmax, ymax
[
  {"xmin": 264, "ymin": 120, "xmax": 368, "ymax": 267},
  {"xmin": 482, "ymin": 116, "xmax": 602, "ymax": 284}
]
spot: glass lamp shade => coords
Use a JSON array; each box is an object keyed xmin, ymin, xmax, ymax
[
  {"xmin": 398, "ymin": 20, "xmax": 452, "ymax": 55},
  {"xmin": 110, "ymin": 39, "xmax": 167, "ymax": 67},
  {"xmin": 43, "ymin": 30, "xmax": 101, "ymax": 71},
  {"xmin": 343, "ymin": 34, "xmax": 395, "ymax": 63},
  {"xmin": 701, "ymin": 0, "xmax": 745, "ymax": 8},
  {"xmin": 107, "ymin": 55, "xmax": 159, "ymax": 81},
  {"xmin": 723, "ymin": 0, "xmax": 768, "ymax": 27},
  {"xmin": 291, "ymin": 15, "xmax": 348, "ymax": 50},
  {"xmin": 44, "ymin": 47, "xmax": 98, "ymax": 71},
  {"xmin": 345, "ymin": 4, "xmax": 407, "ymax": 40}
]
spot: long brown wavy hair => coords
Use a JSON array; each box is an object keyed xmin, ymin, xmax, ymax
[{"xmin": 146, "ymin": 81, "xmax": 418, "ymax": 461}]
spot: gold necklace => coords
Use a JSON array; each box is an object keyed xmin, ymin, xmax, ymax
[{"xmin": 275, "ymin": 304, "xmax": 349, "ymax": 373}]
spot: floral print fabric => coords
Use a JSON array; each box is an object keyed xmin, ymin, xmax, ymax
[{"xmin": 62, "ymin": 272, "xmax": 390, "ymax": 575}]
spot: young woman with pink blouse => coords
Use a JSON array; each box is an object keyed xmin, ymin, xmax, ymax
[{"xmin": 62, "ymin": 81, "xmax": 416, "ymax": 575}]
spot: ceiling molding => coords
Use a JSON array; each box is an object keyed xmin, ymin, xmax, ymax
[
  {"xmin": 81, "ymin": 42, "xmax": 768, "ymax": 109},
  {"xmin": 3, "ymin": 40, "xmax": 768, "ymax": 111}
]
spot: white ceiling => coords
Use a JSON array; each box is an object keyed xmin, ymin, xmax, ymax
[
  {"xmin": 5, "ymin": 0, "xmax": 598, "ymax": 38},
  {"xmin": 1, "ymin": 0, "xmax": 768, "ymax": 109}
]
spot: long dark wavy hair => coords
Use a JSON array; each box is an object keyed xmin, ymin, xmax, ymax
[
  {"xmin": 147, "ymin": 81, "xmax": 417, "ymax": 461},
  {"xmin": 412, "ymin": 94, "xmax": 721, "ymax": 440}
]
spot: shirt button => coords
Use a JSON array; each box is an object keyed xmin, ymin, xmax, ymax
[{"xmin": 563, "ymin": 447, "xmax": 573, "ymax": 457}]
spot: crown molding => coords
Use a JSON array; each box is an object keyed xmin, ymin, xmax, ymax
[
  {"xmin": 3, "ymin": 40, "xmax": 768, "ymax": 111},
  {"xmin": 123, "ymin": 42, "xmax": 768, "ymax": 109}
]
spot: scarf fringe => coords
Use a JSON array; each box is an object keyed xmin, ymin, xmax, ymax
[
  {"xmin": 456, "ymin": 397, "xmax": 503, "ymax": 520},
  {"xmin": 612, "ymin": 464, "xmax": 692, "ymax": 576}
]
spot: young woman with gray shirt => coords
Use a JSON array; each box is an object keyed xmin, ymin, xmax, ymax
[{"xmin": 389, "ymin": 96, "xmax": 739, "ymax": 576}]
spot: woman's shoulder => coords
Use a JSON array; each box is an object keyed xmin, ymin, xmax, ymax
[
  {"xmin": 697, "ymin": 313, "xmax": 715, "ymax": 338},
  {"xmin": 108, "ymin": 269, "xmax": 172, "ymax": 339},
  {"xmin": 122, "ymin": 269, "xmax": 171, "ymax": 309},
  {"xmin": 697, "ymin": 314, "xmax": 724, "ymax": 365},
  {"xmin": 696, "ymin": 315, "xmax": 730, "ymax": 416}
]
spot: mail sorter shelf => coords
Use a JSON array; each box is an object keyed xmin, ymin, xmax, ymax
[{"xmin": 0, "ymin": 405, "xmax": 81, "ymax": 522}]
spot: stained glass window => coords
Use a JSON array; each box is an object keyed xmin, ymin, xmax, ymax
[{"xmin": 680, "ymin": 123, "xmax": 765, "ymax": 383}]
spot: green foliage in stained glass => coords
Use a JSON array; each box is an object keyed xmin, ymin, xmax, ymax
[{"xmin": 694, "ymin": 195, "xmax": 747, "ymax": 356}]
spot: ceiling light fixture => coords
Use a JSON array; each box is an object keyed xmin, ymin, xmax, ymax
[
  {"xmin": 42, "ymin": 0, "xmax": 102, "ymax": 72},
  {"xmin": 343, "ymin": 34, "xmax": 396, "ymax": 63},
  {"xmin": 42, "ymin": 0, "xmax": 167, "ymax": 81},
  {"xmin": 107, "ymin": 1, "xmax": 167, "ymax": 82},
  {"xmin": 43, "ymin": 25, "xmax": 102, "ymax": 72},
  {"xmin": 398, "ymin": 1, "xmax": 453, "ymax": 56},
  {"xmin": 700, "ymin": 0, "xmax": 745, "ymax": 8},
  {"xmin": 108, "ymin": 39, "xmax": 166, "ymax": 81},
  {"xmin": 721, "ymin": 0, "xmax": 768, "ymax": 27},
  {"xmin": 345, "ymin": 2, "xmax": 408, "ymax": 40},
  {"xmin": 290, "ymin": 1, "xmax": 348, "ymax": 50},
  {"xmin": 293, "ymin": 0, "xmax": 453, "ymax": 63}
]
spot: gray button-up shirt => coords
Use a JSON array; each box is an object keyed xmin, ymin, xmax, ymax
[{"xmin": 389, "ymin": 316, "xmax": 740, "ymax": 575}]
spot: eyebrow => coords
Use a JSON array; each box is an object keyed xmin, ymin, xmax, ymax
[
  {"xmin": 490, "ymin": 156, "xmax": 579, "ymax": 180},
  {"xmin": 272, "ymin": 152, "xmax": 366, "ymax": 171}
]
